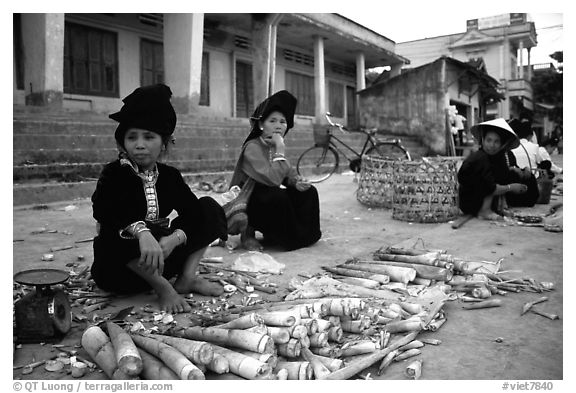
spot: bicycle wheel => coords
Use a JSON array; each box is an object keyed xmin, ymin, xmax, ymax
[
  {"xmin": 366, "ymin": 142, "xmax": 411, "ymax": 160},
  {"xmin": 297, "ymin": 146, "xmax": 339, "ymax": 183}
]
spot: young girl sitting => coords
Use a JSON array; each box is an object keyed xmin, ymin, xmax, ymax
[{"xmin": 90, "ymin": 84, "xmax": 227, "ymax": 314}]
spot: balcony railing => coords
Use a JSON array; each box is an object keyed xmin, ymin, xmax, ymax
[{"xmin": 508, "ymin": 78, "xmax": 533, "ymax": 99}]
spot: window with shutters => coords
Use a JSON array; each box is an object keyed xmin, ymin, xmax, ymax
[
  {"xmin": 140, "ymin": 39, "xmax": 164, "ymax": 86},
  {"xmin": 328, "ymin": 81, "xmax": 344, "ymax": 118},
  {"xmin": 64, "ymin": 22, "xmax": 118, "ymax": 97},
  {"xmin": 285, "ymin": 71, "xmax": 314, "ymax": 116},
  {"xmin": 235, "ymin": 61, "xmax": 253, "ymax": 118},
  {"xmin": 199, "ymin": 52, "xmax": 209, "ymax": 106}
]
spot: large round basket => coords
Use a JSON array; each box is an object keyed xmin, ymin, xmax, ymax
[
  {"xmin": 392, "ymin": 157, "xmax": 460, "ymax": 223},
  {"xmin": 356, "ymin": 155, "xmax": 397, "ymax": 208}
]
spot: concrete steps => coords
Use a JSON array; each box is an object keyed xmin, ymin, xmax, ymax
[{"xmin": 12, "ymin": 107, "xmax": 432, "ymax": 206}]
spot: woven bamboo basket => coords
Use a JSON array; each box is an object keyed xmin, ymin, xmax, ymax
[
  {"xmin": 356, "ymin": 155, "xmax": 397, "ymax": 208},
  {"xmin": 392, "ymin": 157, "xmax": 460, "ymax": 223}
]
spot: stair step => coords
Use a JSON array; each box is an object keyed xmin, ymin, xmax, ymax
[{"xmin": 13, "ymin": 171, "xmax": 234, "ymax": 207}]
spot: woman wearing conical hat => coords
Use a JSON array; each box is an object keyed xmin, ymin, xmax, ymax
[{"xmin": 457, "ymin": 118, "xmax": 532, "ymax": 220}]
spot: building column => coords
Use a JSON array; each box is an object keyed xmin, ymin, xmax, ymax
[
  {"xmin": 355, "ymin": 52, "xmax": 366, "ymax": 91},
  {"xmin": 500, "ymin": 37, "xmax": 511, "ymax": 119},
  {"xmin": 518, "ymin": 41, "xmax": 524, "ymax": 79},
  {"xmin": 527, "ymin": 47, "xmax": 532, "ymax": 80},
  {"xmin": 251, "ymin": 14, "xmax": 271, "ymax": 106},
  {"xmin": 163, "ymin": 13, "xmax": 204, "ymax": 114},
  {"xmin": 389, "ymin": 62, "xmax": 403, "ymax": 78},
  {"xmin": 22, "ymin": 13, "xmax": 64, "ymax": 107},
  {"xmin": 314, "ymin": 35, "xmax": 326, "ymax": 123}
]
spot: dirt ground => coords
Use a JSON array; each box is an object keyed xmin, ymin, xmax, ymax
[{"xmin": 11, "ymin": 164, "xmax": 565, "ymax": 382}]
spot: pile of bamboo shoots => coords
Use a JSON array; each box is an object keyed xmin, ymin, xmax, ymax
[
  {"xmin": 80, "ymin": 295, "xmax": 445, "ymax": 380},
  {"xmin": 79, "ymin": 245, "xmax": 556, "ymax": 380}
]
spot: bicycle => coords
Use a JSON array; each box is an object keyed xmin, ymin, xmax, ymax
[{"xmin": 296, "ymin": 112, "xmax": 411, "ymax": 183}]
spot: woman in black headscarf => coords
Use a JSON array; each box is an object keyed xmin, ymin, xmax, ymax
[
  {"xmin": 229, "ymin": 90, "xmax": 322, "ymax": 251},
  {"xmin": 457, "ymin": 118, "xmax": 531, "ymax": 220},
  {"xmin": 91, "ymin": 84, "xmax": 227, "ymax": 314}
]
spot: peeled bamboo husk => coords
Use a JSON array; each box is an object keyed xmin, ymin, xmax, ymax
[
  {"xmin": 308, "ymin": 332, "xmax": 328, "ymax": 348},
  {"xmin": 327, "ymin": 326, "xmax": 344, "ymax": 343},
  {"xmin": 327, "ymin": 316, "xmax": 341, "ymax": 327},
  {"xmin": 394, "ymin": 348, "xmax": 421, "ymax": 361},
  {"xmin": 300, "ymin": 318, "xmax": 319, "ymax": 335},
  {"xmin": 377, "ymin": 349, "xmax": 397, "ymax": 375},
  {"xmin": 373, "ymin": 252, "xmax": 440, "ymax": 266},
  {"xmin": 339, "ymin": 263, "xmax": 416, "ymax": 284},
  {"xmin": 314, "ymin": 318, "xmax": 332, "ymax": 332},
  {"xmin": 131, "ymin": 334, "xmax": 205, "ymax": 380},
  {"xmin": 309, "ymin": 346, "xmax": 342, "ymax": 358},
  {"xmin": 405, "ymin": 359, "xmax": 423, "ymax": 379},
  {"xmin": 397, "ymin": 340, "xmax": 424, "ymax": 352},
  {"xmin": 425, "ymin": 318, "xmax": 446, "ymax": 331},
  {"xmin": 277, "ymin": 338, "xmax": 301, "ymax": 358},
  {"xmin": 340, "ymin": 319, "xmax": 368, "ymax": 333},
  {"xmin": 379, "ymin": 308, "xmax": 401, "ymax": 319},
  {"xmin": 289, "ymin": 324, "xmax": 309, "ymax": 339},
  {"xmin": 259, "ymin": 310, "xmax": 300, "ymax": 327},
  {"xmin": 322, "ymin": 265, "xmax": 390, "ymax": 284},
  {"xmin": 299, "ymin": 335, "xmax": 310, "ymax": 349},
  {"xmin": 385, "ymin": 320, "xmax": 424, "ymax": 333},
  {"xmin": 335, "ymin": 276, "xmax": 381, "ymax": 289},
  {"xmin": 214, "ymin": 313, "xmax": 263, "ymax": 329},
  {"xmin": 341, "ymin": 340, "xmax": 378, "ymax": 357},
  {"xmin": 400, "ymin": 302, "xmax": 424, "ymax": 315},
  {"xmin": 263, "ymin": 326, "xmax": 291, "ymax": 344},
  {"xmin": 275, "ymin": 369, "xmax": 289, "ymax": 380},
  {"xmin": 376, "ymin": 316, "xmax": 395, "ymax": 325},
  {"xmin": 412, "ymin": 277, "xmax": 432, "ymax": 286},
  {"xmin": 81, "ymin": 325, "xmax": 134, "ymax": 380},
  {"xmin": 138, "ymin": 348, "xmax": 179, "ymax": 380},
  {"xmin": 275, "ymin": 361, "xmax": 312, "ymax": 380},
  {"xmin": 106, "ymin": 321, "xmax": 143, "ymax": 377},
  {"xmin": 419, "ymin": 337, "xmax": 442, "ymax": 345},
  {"xmin": 211, "ymin": 345, "xmax": 272, "ymax": 380},
  {"xmin": 148, "ymin": 334, "xmax": 213, "ymax": 365},
  {"xmin": 360, "ymin": 260, "xmax": 454, "ymax": 281},
  {"xmin": 313, "ymin": 354, "xmax": 344, "ymax": 372},
  {"xmin": 207, "ymin": 354, "xmax": 229, "ymax": 374},
  {"xmin": 237, "ymin": 350, "xmax": 278, "ymax": 370},
  {"xmin": 174, "ymin": 326, "xmax": 273, "ymax": 354},
  {"xmin": 300, "ymin": 347, "xmax": 331, "ymax": 379}
]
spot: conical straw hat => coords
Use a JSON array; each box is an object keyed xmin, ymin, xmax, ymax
[{"xmin": 470, "ymin": 118, "xmax": 520, "ymax": 150}]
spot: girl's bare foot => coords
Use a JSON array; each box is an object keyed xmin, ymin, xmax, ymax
[
  {"xmin": 174, "ymin": 276, "xmax": 224, "ymax": 297},
  {"xmin": 157, "ymin": 286, "xmax": 192, "ymax": 314}
]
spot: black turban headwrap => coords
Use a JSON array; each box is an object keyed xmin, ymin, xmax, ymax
[
  {"xmin": 242, "ymin": 90, "xmax": 298, "ymax": 146},
  {"xmin": 109, "ymin": 84, "xmax": 177, "ymax": 147}
]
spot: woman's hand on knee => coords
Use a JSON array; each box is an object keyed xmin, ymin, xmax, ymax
[
  {"xmin": 509, "ymin": 183, "xmax": 528, "ymax": 194},
  {"xmin": 137, "ymin": 231, "xmax": 164, "ymax": 275}
]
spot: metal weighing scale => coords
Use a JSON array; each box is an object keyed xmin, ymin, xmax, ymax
[{"xmin": 14, "ymin": 268, "xmax": 72, "ymax": 343}]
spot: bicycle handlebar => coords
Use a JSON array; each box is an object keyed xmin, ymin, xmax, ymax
[{"xmin": 325, "ymin": 112, "xmax": 378, "ymax": 135}]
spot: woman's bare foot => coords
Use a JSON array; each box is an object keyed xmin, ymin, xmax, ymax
[
  {"xmin": 156, "ymin": 286, "xmax": 192, "ymax": 314},
  {"xmin": 174, "ymin": 276, "xmax": 224, "ymax": 296},
  {"xmin": 241, "ymin": 226, "xmax": 263, "ymax": 251},
  {"xmin": 477, "ymin": 211, "xmax": 503, "ymax": 221}
]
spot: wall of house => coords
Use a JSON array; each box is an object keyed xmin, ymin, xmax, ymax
[{"xmin": 358, "ymin": 60, "xmax": 447, "ymax": 154}]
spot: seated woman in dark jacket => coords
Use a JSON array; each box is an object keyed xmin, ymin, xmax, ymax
[
  {"xmin": 91, "ymin": 84, "xmax": 227, "ymax": 314},
  {"xmin": 229, "ymin": 90, "xmax": 322, "ymax": 251},
  {"xmin": 457, "ymin": 118, "xmax": 532, "ymax": 220}
]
